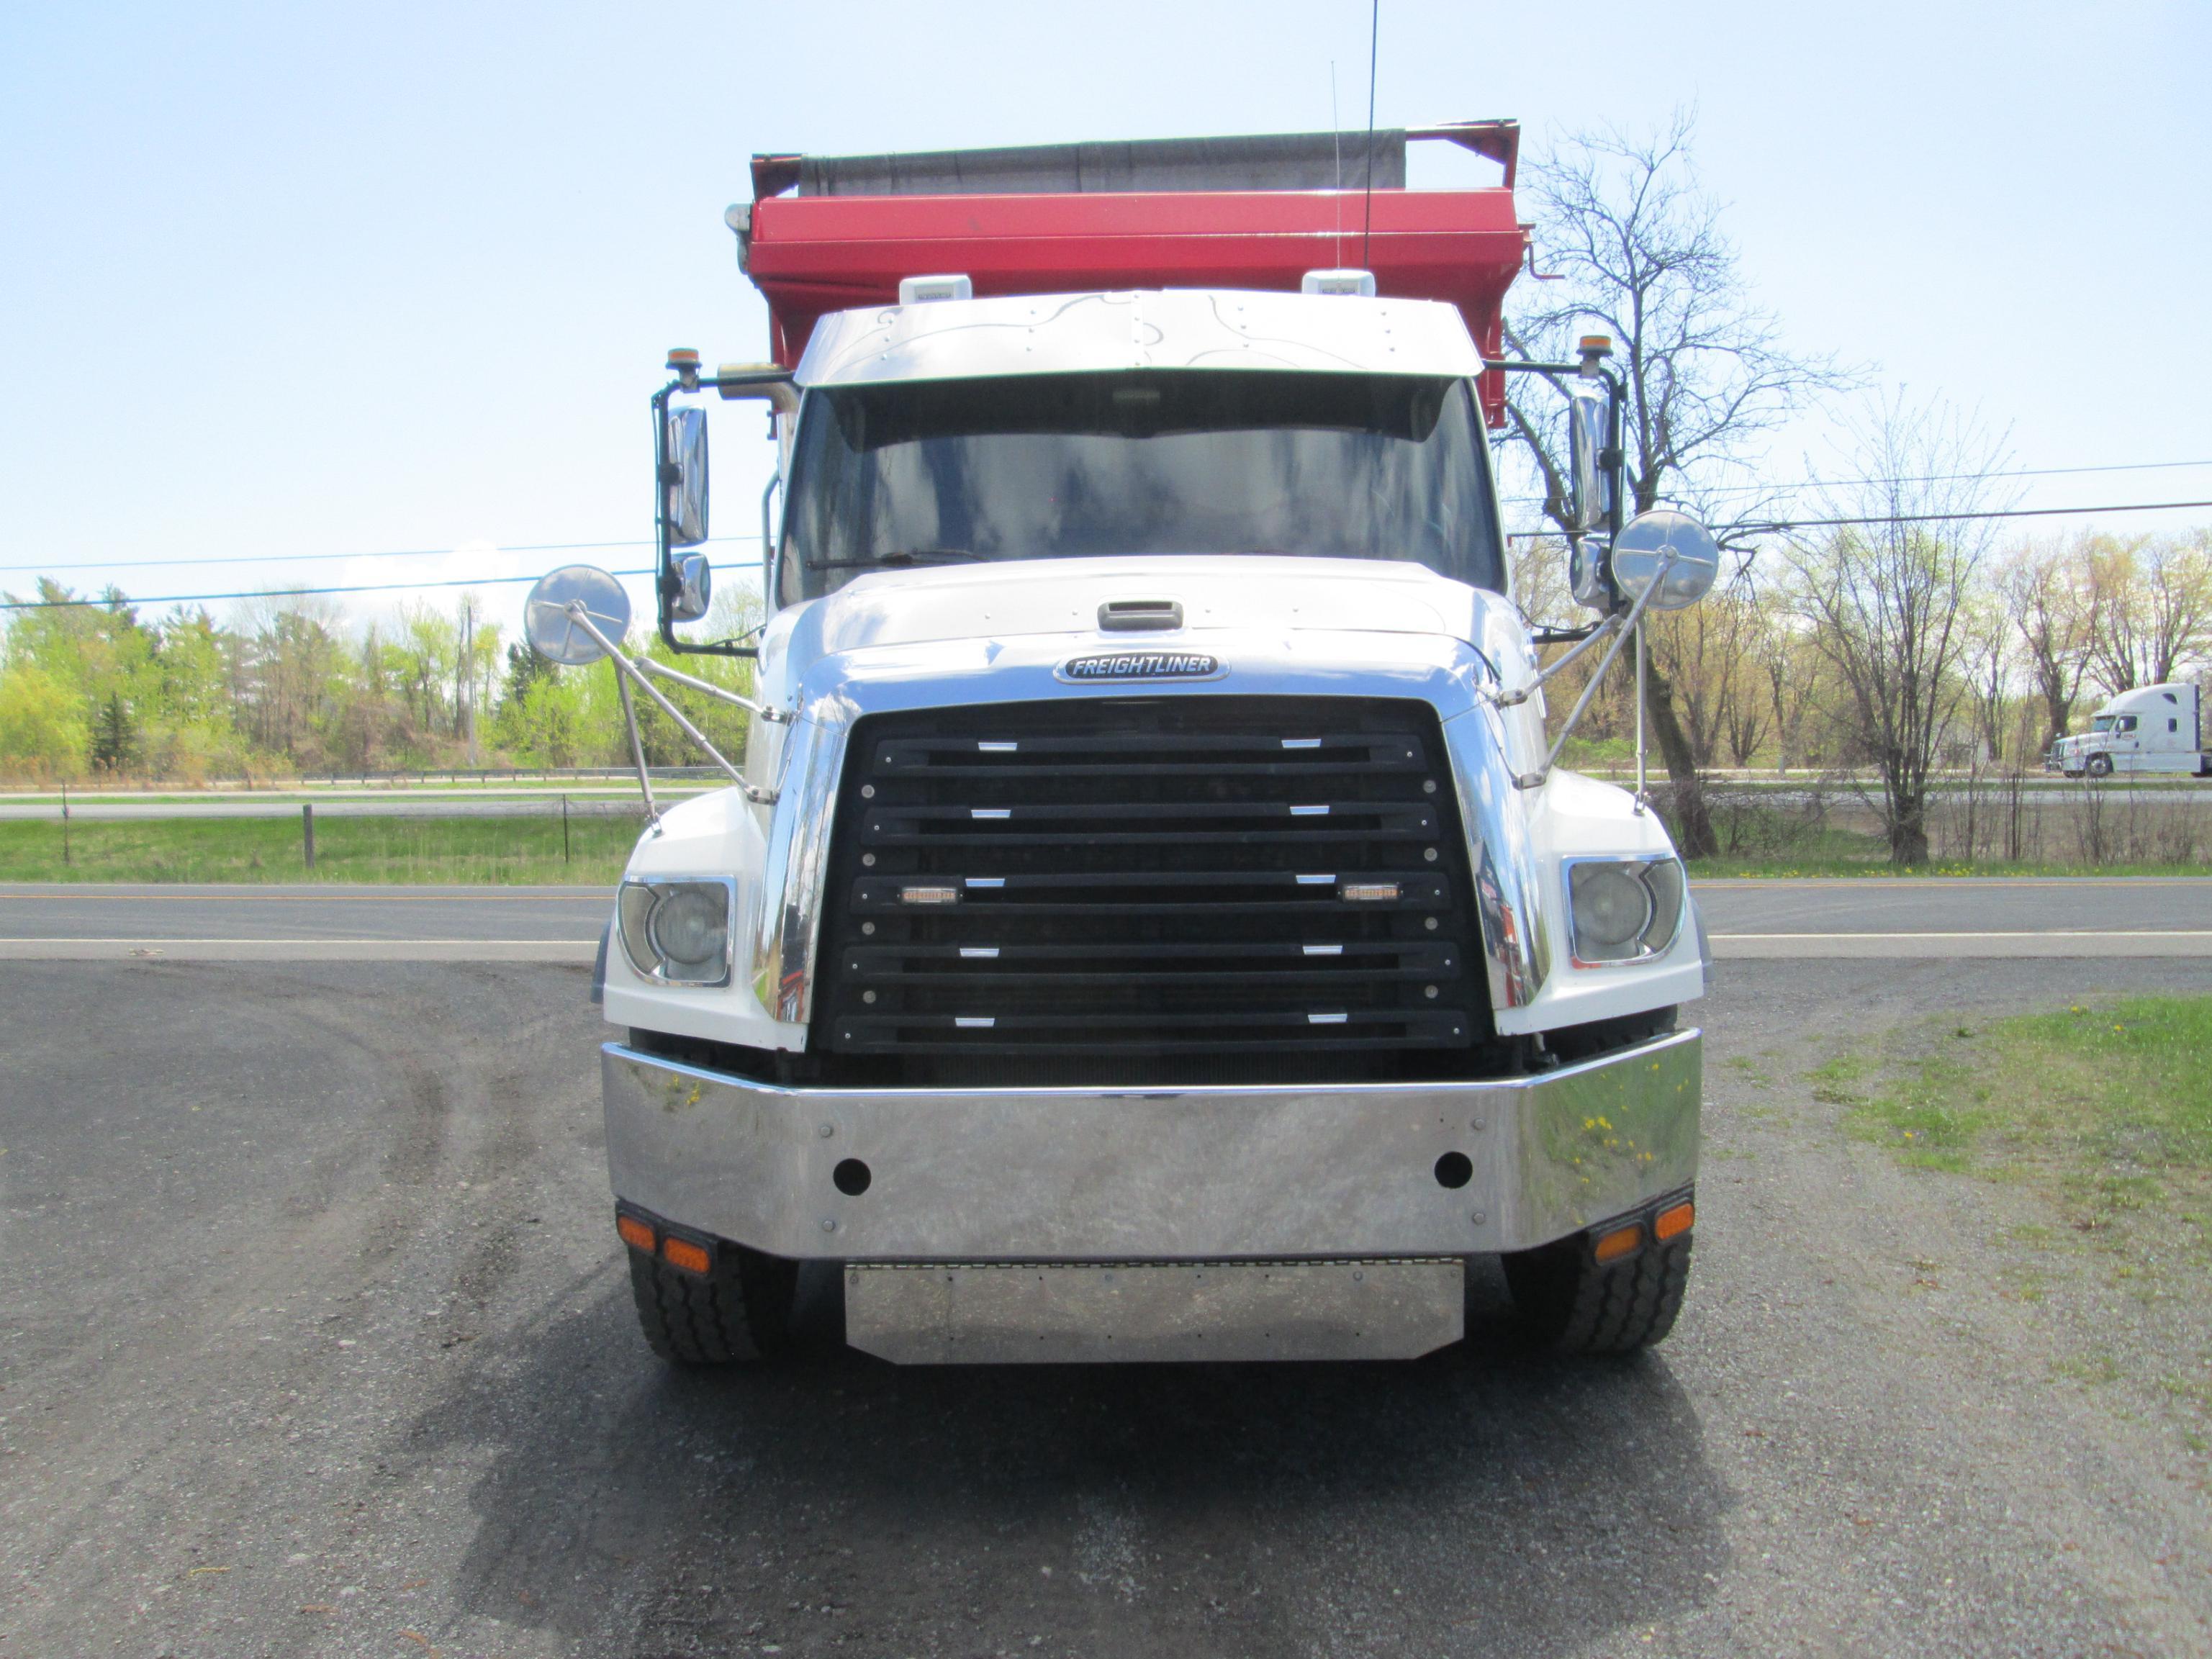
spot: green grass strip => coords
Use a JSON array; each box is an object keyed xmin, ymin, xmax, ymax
[{"xmin": 0, "ymin": 813, "xmax": 638, "ymax": 885}]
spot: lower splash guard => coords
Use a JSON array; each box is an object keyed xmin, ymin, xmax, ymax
[{"xmin": 844, "ymin": 1257, "xmax": 1466, "ymax": 1365}]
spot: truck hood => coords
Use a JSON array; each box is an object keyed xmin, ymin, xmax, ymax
[{"xmin": 757, "ymin": 556, "xmax": 1532, "ymax": 704}]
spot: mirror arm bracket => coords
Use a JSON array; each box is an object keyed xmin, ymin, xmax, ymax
[
  {"xmin": 1506, "ymin": 548, "xmax": 1678, "ymax": 790},
  {"xmin": 1491, "ymin": 612, "xmax": 1621, "ymax": 707},
  {"xmin": 562, "ymin": 603, "xmax": 776, "ymax": 805}
]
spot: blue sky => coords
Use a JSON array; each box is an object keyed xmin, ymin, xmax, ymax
[{"xmin": 2, "ymin": 0, "xmax": 2206, "ymax": 639}]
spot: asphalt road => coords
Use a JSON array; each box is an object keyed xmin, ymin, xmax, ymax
[
  {"xmin": 4, "ymin": 878, "xmax": 2211, "ymax": 962},
  {"xmin": 5, "ymin": 953, "xmax": 2211, "ymax": 1657}
]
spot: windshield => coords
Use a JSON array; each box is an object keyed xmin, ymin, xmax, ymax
[
  {"xmin": 779, "ymin": 370, "xmax": 1504, "ymax": 604},
  {"xmin": 2093, "ymin": 715, "xmax": 2116, "ymax": 733}
]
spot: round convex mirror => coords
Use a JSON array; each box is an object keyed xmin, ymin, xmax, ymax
[
  {"xmin": 524, "ymin": 565, "xmax": 633, "ymax": 665},
  {"xmin": 1610, "ymin": 510, "xmax": 1721, "ymax": 611}
]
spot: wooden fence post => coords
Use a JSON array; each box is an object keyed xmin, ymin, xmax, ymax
[{"xmin": 302, "ymin": 803, "xmax": 315, "ymax": 872}]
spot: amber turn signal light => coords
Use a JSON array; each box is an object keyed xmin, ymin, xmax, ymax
[
  {"xmin": 1654, "ymin": 1201, "xmax": 1695, "ymax": 1242},
  {"xmin": 1593, "ymin": 1223, "xmax": 1643, "ymax": 1265},
  {"xmin": 662, "ymin": 1237, "xmax": 712, "ymax": 1275},
  {"xmin": 615, "ymin": 1214, "xmax": 656, "ymax": 1254}
]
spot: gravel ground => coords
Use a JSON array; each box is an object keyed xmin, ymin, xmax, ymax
[{"xmin": 2, "ymin": 957, "xmax": 2209, "ymax": 1658}]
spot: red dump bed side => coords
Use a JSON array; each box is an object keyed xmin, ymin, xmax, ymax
[{"xmin": 741, "ymin": 128, "xmax": 1526, "ymax": 426}]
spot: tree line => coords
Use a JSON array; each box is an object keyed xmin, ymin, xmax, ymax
[{"xmin": 0, "ymin": 577, "xmax": 759, "ymax": 783}]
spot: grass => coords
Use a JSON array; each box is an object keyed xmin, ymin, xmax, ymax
[
  {"xmin": 0, "ymin": 813, "xmax": 641, "ymax": 885},
  {"xmin": 1830, "ymin": 997, "xmax": 2212, "ymax": 1229},
  {"xmin": 1819, "ymin": 998, "xmax": 2212, "ymax": 1441}
]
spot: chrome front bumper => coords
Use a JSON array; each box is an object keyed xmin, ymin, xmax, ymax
[{"xmin": 601, "ymin": 1029, "xmax": 1700, "ymax": 1261}]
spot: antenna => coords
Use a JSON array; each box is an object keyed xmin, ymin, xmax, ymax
[
  {"xmin": 1360, "ymin": 0, "xmax": 1379, "ymax": 268},
  {"xmin": 1330, "ymin": 62, "xmax": 1343, "ymax": 266}
]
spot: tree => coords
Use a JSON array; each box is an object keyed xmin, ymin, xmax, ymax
[
  {"xmin": 2082, "ymin": 531, "xmax": 2212, "ymax": 694},
  {"xmin": 1998, "ymin": 539, "xmax": 2096, "ymax": 751},
  {"xmin": 0, "ymin": 663, "xmax": 86, "ymax": 777},
  {"xmin": 1502, "ymin": 111, "xmax": 1853, "ymax": 854},
  {"xmin": 90, "ymin": 692, "xmax": 139, "ymax": 773},
  {"xmin": 1784, "ymin": 394, "xmax": 2008, "ymax": 865}
]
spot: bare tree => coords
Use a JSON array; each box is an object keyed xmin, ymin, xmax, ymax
[
  {"xmin": 1997, "ymin": 538, "xmax": 2096, "ymax": 751},
  {"xmin": 1957, "ymin": 588, "xmax": 2012, "ymax": 763},
  {"xmin": 2084, "ymin": 531, "xmax": 2212, "ymax": 693},
  {"xmin": 1501, "ymin": 110, "xmax": 1853, "ymax": 856},
  {"xmin": 1784, "ymin": 394, "xmax": 2010, "ymax": 865}
]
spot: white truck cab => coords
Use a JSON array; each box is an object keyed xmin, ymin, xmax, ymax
[
  {"xmin": 2049, "ymin": 683, "xmax": 2210, "ymax": 777},
  {"xmin": 526, "ymin": 127, "xmax": 1722, "ymax": 1368}
]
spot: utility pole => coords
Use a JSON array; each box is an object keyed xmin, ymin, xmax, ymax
[{"xmin": 459, "ymin": 596, "xmax": 479, "ymax": 770}]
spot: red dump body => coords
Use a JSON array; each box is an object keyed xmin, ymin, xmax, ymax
[{"xmin": 741, "ymin": 125, "xmax": 1527, "ymax": 427}]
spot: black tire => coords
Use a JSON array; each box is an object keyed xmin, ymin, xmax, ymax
[
  {"xmin": 2086, "ymin": 752, "xmax": 2113, "ymax": 777},
  {"xmin": 1502, "ymin": 1226, "xmax": 1692, "ymax": 1355},
  {"xmin": 627, "ymin": 1243, "xmax": 796, "ymax": 1366}
]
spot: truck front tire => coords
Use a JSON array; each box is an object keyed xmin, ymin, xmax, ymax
[
  {"xmin": 1503, "ymin": 1225, "xmax": 1692, "ymax": 1355},
  {"xmin": 627, "ymin": 1243, "xmax": 796, "ymax": 1365},
  {"xmin": 2086, "ymin": 752, "xmax": 2113, "ymax": 777}
]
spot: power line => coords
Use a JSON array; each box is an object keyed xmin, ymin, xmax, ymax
[
  {"xmin": 0, "ymin": 568, "xmax": 656, "ymax": 613},
  {"xmin": 1507, "ymin": 496, "xmax": 2212, "ymax": 541},
  {"xmin": 0, "ymin": 533, "xmax": 761, "ymax": 577},
  {"xmin": 1743, "ymin": 498, "xmax": 2212, "ymax": 535},
  {"xmin": 1499, "ymin": 455, "xmax": 2212, "ymax": 515}
]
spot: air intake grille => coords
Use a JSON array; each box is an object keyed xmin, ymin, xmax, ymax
[{"xmin": 807, "ymin": 697, "xmax": 1491, "ymax": 1086}]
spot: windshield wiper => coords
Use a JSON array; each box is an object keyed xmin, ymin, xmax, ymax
[{"xmin": 808, "ymin": 549, "xmax": 986, "ymax": 569}]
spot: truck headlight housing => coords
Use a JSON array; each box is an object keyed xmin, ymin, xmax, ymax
[
  {"xmin": 1565, "ymin": 856, "xmax": 1686, "ymax": 967},
  {"xmin": 615, "ymin": 877, "xmax": 736, "ymax": 986}
]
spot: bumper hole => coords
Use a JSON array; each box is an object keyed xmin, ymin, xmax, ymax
[
  {"xmin": 833, "ymin": 1157, "xmax": 872, "ymax": 1196},
  {"xmin": 1433, "ymin": 1151, "xmax": 1473, "ymax": 1190}
]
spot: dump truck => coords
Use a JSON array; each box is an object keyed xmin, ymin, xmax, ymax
[
  {"xmin": 2048, "ymin": 682, "xmax": 2211, "ymax": 777},
  {"xmin": 522, "ymin": 125, "xmax": 1723, "ymax": 1366}
]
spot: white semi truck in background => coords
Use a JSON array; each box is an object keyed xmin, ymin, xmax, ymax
[
  {"xmin": 524, "ymin": 125, "xmax": 1723, "ymax": 1368},
  {"xmin": 2048, "ymin": 683, "xmax": 2211, "ymax": 777}
]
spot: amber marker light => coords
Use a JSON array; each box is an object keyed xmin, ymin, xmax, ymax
[
  {"xmin": 1655, "ymin": 1201, "xmax": 1695, "ymax": 1242},
  {"xmin": 1593, "ymin": 1223, "xmax": 1644, "ymax": 1265},
  {"xmin": 1339, "ymin": 882, "xmax": 1402, "ymax": 903},
  {"xmin": 662, "ymin": 1237, "xmax": 712, "ymax": 1275},
  {"xmin": 615, "ymin": 1214, "xmax": 656, "ymax": 1254}
]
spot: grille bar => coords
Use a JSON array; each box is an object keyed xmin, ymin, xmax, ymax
[{"xmin": 810, "ymin": 696, "xmax": 1491, "ymax": 1085}]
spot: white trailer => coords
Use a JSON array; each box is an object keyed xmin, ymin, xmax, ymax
[{"xmin": 2048, "ymin": 683, "xmax": 2211, "ymax": 777}]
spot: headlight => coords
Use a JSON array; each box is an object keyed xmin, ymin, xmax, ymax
[
  {"xmin": 1566, "ymin": 856, "xmax": 1685, "ymax": 966},
  {"xmin": 615, "ymin": 877, "xmax": 736, "ymax": 986}
]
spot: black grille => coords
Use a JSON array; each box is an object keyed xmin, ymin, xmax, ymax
[{"xmin": 805, "ymin": 697, "xmax": 1494, "ymax": 1086}]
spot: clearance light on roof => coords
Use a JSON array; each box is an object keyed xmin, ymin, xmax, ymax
[
  {"xmin": 898, "ymin": 273, "xmax": 973, "ymax": 304},
  {"xmin": 1301, "ymin": 268, "xmax": 1377, "ymax": 297}
]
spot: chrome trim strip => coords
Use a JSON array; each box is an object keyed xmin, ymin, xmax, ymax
[
  {"xmin": 600, "ymin": 1028, "xmax": 1699, "ymax": 1260},
  {"xmin": 750, "ymin": 711, "xmax": 851, "ymax": 1023},
  {"xmin": 1442, "ymin": 698, "xmax": 1550, "ymax": 1008}
]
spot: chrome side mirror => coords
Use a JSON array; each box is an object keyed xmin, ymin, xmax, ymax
[
  {"xmin": 669, "ymin": 551, "xmax": 712, "ymax": 623},
  {"xmin": 663, "ymin": 407, "xmax": 710, "ymax": 548},
  {"xmin": 1563, "ymin": 379, "xmax": 1611, "ymax": 538},
  {"xmin": 1610, "ymin": 510, "xmax": 1720, "ymax": 611},
  {"xmin": 524, "ymin": 565, "xmax": 633, "ymax": 664}
]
